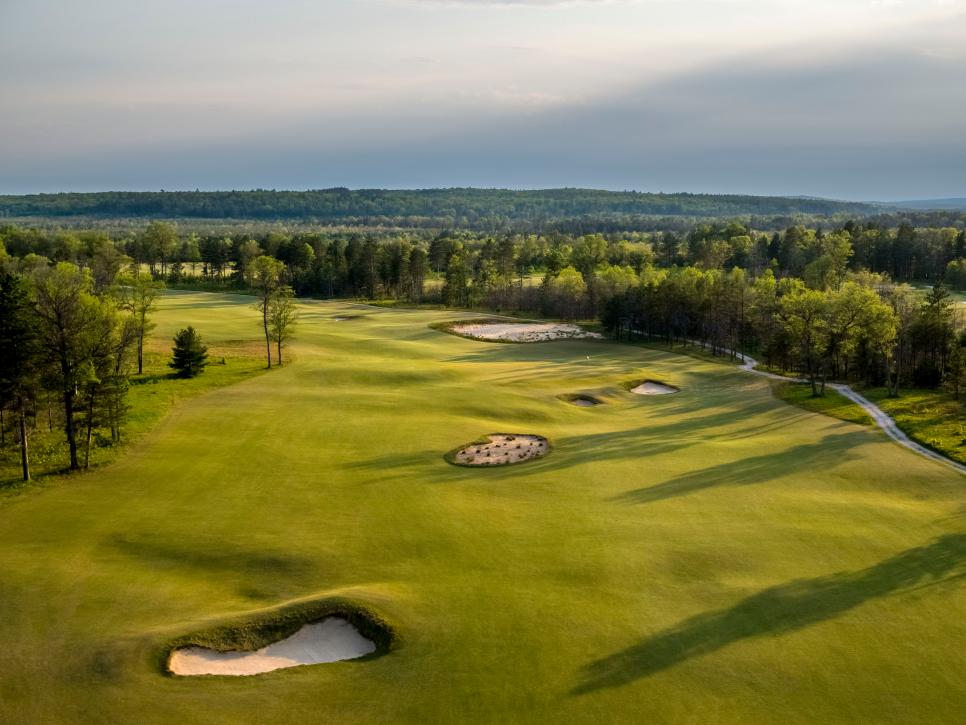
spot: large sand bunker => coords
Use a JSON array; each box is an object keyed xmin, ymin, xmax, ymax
[
  {"xmin": 168, "ymin": 618, "xmax": 375, "ymax": 676},
  {"xmin": 631, "ymin": 381, "xmax": 679, "ymax": 396},
  {"xmin": 450, "ymin": 321, "xmax": 602, "ymax": 343},
  {"xmin": 450, "ymin": 434, "xmax": 549, "ymax": 466}
]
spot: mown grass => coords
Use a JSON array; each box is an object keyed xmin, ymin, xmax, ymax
[
  {"xmin": 0, "ymin": 290, "xmax": 963, "ymax": 724},
  {"xmin": 771, "ymin": 381, "xmax": 873, "ymax": 427},
  {"xmin": 861, "ymin": 387, "xmax": 966, "ymax": 464}
]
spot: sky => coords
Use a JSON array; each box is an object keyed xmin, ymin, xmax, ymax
[{"xmin": 1, "ymin": 0, "xmax": 965, "ymax": 200}]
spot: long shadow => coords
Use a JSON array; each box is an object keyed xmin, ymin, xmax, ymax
[
  {"xmin": 611, "ymin": 431, "xmax": 865, "ymax": 505},
  {"xmin": 572, "ymin": 533, "xmax": 966, "ymax": 695},
  {"xmin": 340, "ymin": 401, "xmax": 815, "ymax": 480},
  {"xmin": 106, "ymin": 534, "xmax": 315, "ymax": 577},
  {"xmin": 539, "ymin": 404, "xmax": 815, "ymax": 475}
]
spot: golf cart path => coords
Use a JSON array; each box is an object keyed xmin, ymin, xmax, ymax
[{"xmin": 732, "ymin": 351, "xmax": 966, "ymax": 476}]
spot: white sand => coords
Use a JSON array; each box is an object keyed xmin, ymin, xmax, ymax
[
  {"xmin": 631, "ymin": 381, "xmax": 679, "ymax": 396},
  {"xmin": 571, "ymin": 398, "xmax": 598, "ymax": 407},
  {"xmin": 452, "ymin": 322, "xmax": 602, "ymax": 343},
  {"xmin": 168, "ymin": 618, "xmax": 376, "ymax": 676},
  {"xmin": 454, "ymin": 434, "xmax": 549, "ymax": 466}
]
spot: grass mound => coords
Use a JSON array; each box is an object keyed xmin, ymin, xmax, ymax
[{"xmin": 162, "ymin": 598, "xmax": 395, "ymax": 675}]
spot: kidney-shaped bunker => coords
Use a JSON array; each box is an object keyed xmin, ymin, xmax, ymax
[{"xmin": 165, "ymin": 600, "xmax": 394, "ymax": 677}]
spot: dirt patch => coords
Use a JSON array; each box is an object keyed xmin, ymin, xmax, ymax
[
  {"xmin": 168, "ymin": 617, "xmax": 375, "ymax": 676},
  {"xmin": 631, "ymin": 380, "xmax": 679, "ymax": 396},
  {"xmin": 449, "ymin": 434, "xmax": 549, "ymax": 466},
  {"xmin": 439, "ymin": 319, "xmax": 602, "ymax": 343}
]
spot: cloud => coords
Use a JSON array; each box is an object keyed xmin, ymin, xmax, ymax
[{"xmin": 2, "ymin": 1, "xmax": 965, "ymax": 197}]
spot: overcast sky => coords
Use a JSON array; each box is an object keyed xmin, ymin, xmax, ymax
[{"xmin": 1, "ymin": 0, "xmax": 965, "ymax": 199}]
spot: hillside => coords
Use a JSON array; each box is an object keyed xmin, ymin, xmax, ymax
[{"xmin": 0, "ymin": 188, "xmax": 880, "ymax": 223}]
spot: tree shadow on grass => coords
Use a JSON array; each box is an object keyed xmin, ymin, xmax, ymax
[
  {"xmin": 610, "ymin": 431, "xmax": 866, "ymax": 505},
  {"xmin": 105, "ymin": 534, "xmax": 316, "ymax": 578},
  {"xmin": 129, "ymin": 372, "xmax": 179, "ymax": 385},
  {"xmin": 572, "ymin": 533, "xmax": 966, "ymax": 695}
]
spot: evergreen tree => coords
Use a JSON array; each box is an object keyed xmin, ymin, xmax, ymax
[
  {"xmin": 0, "ymin": 269, "xmax": 38, "ymax": 480},
  {"xmin": 169, "ymin": 326, "xmax": 208, "ymax": 378}
]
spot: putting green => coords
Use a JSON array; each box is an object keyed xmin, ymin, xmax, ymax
[{"xmin": 0, "ymin": 290, "xmax": 963, "ymax": 724}]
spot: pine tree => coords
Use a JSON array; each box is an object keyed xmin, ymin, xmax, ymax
[
  {"xmin": 169, "ymin": 326, "xmax": 208, "ymax": 378},
  {"xmin": 0, "ymin": 269, "xmax": 38, "ymax": 481}
]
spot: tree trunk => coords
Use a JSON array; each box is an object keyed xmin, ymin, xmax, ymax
[
  {"xmin": 19, "ymin": 395, "xmax": 30, "ymax": 481},
  {"xmin": 84, "ymin": 395, "xmax": 94, "ymax": 470},
  {"xmin": 263, "ymin": 301, "xmax": 272, "ymax": 368},
  {"xmin": 64, "ymin": 386, "xmax": 78, "ymax": 470},
  {"xmin": 277, "ymin": 338, "xmax": 283, "ymax": 366},
  {"xmin": 137, "ymin": 329, "xmax": 144, "ymax": 375}
]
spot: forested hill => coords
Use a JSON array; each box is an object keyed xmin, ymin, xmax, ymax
[{"xmin": 0, "ymin": 188, "xmax": 880, "ymax": 223}]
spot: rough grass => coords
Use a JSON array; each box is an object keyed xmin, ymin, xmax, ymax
[
  {"xmin": 861, "ymin": 387, "xmax": 966, "ymax": 464},
  {"xmin": 0, "ymin": 291, "xmax": 963, "ymax": 724},
  {"xmin": 771, "ymin": 381, "xmax": 874, "ymax": 427},
  {"xmin": 0, "ymin": 344, "xmax": 266, "ymax": 491}
]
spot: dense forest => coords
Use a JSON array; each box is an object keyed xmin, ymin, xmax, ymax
[
  {"xmin": 0, "ymin": 188, "xmax": 883, "ymax": 227},
  {"xmin": 3, "ymin": 214, "xmax": 966, "ymax": 480}
]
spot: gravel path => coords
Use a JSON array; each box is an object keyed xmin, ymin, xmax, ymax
[{"xmin": 734, "ymin": 352, "xmax": 966, "ymax": 476}]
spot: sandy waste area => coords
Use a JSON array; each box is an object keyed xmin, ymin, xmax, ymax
[
  {"xmin": 452, "ymin": 322, "xmax": 602, "ymax": 342},
  {"xmin": 454, "ymin": 434, "xmax": 549, "ymax": 465},
  {"xmin": 168, "ymin": 618, "xmax": 375, "ymax": 676},
  {"xmin": 631, "ymin": 381, "xmax": 679, "ymax": 395}
]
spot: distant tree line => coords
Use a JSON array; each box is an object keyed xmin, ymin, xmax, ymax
[{"xmin": 0, "ymin": 188, "xmax": 882, "ymax": 227}]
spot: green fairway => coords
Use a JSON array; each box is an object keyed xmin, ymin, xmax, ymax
[{"xmin": 0, "ymin": 290, "xmax": 963, "ymax": 724}]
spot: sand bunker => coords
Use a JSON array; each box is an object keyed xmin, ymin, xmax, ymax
[
  {"xmin": 631, "ymin": 381, "xmax": 679, "ymax": 396},
  {"xmin": 565, "ymin": 394, "xmax": 603, "ymax": 407},
  {"xmin": 168, "ymin": 618, "xmax": 375, "ymax": 676},
  {"xmin": 452, "ymin": 434, "xmax": 549, "ymax": 466},
  {"xmin": 451, "ymin": 322, "xmax": 602, "ymax": 343}
]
